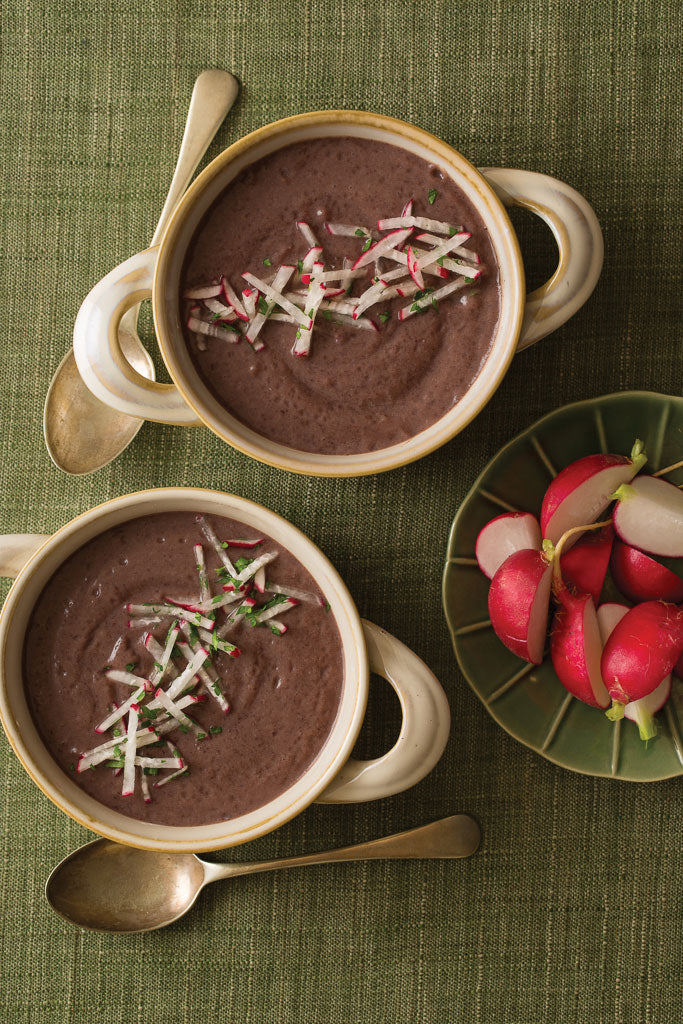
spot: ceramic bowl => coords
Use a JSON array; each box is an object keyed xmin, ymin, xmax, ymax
[
  {"xmin": 73, "ymin": 110, "xmax": 603, "ymax": 476},
  {"xmin": 0, "ymin": 488, "xmax": 450, "ymax": 851},
  {"xmin": 443, "ymin": 391, "xmax": 683, "ymax": 782}
]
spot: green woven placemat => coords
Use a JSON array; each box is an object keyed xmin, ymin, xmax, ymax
[{"xmin": 0, "ymin": 2, "xmax": 681, "ymax": 1022}]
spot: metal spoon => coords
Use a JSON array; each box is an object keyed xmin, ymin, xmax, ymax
[
  {"xmin": 45, "ymin": 815, "xmax": 481, "ymax": 933},
  {"xmin": 43, "ymin": 69, "xmax": 239, "ymax": 475}
]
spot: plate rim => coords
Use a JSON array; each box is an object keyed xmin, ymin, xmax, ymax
[{"xmin": 442, "ymin": 389, "xmax": 683, "ymax": 783}]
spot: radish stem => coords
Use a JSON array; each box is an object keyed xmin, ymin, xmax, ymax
[
  {"xmin": 551, "ymin": 519, "xmax": 612, "ymax": 589},
  {"xmin": 605, "ymin": 701, "xmax": 625, "ymax": 722},
  {"xmin": 653, "ymin": 459, "xmax": 683, "ymax": 478}
]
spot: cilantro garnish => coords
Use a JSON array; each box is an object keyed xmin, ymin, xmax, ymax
[
  {"xmin": 361, "ymin": 237, "xmax": 373, "ymax": 252},
  {"xmin": 354, "ymin": 228, "xmax": 365, "ymax": 237},
  {"xmin": 258, "ymin": 296, "xmax": 269, "ymax": 315},
  {"xmin": 262, "ymin": 257, "xmax": 272, "ymax": 266},
  {"xmin": 378, "ymin": 312, "xmax": 390, "ymax": 324},
  {"xmin": 428, "ymin": 189, "xmax": 438, "ymax": 205}
]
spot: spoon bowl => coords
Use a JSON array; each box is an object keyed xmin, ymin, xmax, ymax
[{"xmin": 46, "ymin": 815, "xmax": 481, "ymax": 933}]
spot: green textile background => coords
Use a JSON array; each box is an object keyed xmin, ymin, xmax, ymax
[{"xmin": 0, "ymin": 1, "xmax": 681, "ymax": 1021}]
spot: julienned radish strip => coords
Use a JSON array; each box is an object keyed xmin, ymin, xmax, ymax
[
  {"xmin": 351, "ymin": 228, "xmax": 413, "ymax": 270},
  {"xmin": 377, "ymin": 215, "xmax": 463, "ymax": 234},
  {"xmin": 143, "ymin": 633, "xmax": 179, "ymax": 680},
  {"xmin": 203, "ymin": 297, "xmax": 237, "ymax": 320},
  {"xmin": 379, "ymin": 248, "xmax": 449, "ymax": 282},
  {"xmin": 252, "ymin": 598, "xmax": 299, "ymax": 624},
  {"xmin": 306, "ymin": 268, "xmax": 365, "ymax": 284},
  {"xmin": 266, "ymin": 582, "xmax": 323, "ymax": 605},
  {"xmin": 77, "ymin": 727, "xmax": 159, "ymax": 772},
  {"xmin": 199, "ymin": 516, "xmax": 238, "ymax": 577},
  {"xmin": 195, "ymin": 589, "xmax": 245, "ymax": 613},
  {"xmin": 154, "ymin": 764, "xmax": 189, "ymax": 788},
  {"xmin": 121, "ymin": 703, "xmax": 139, "ymax": 796},
  {"xmin": 178, "ymin": 639, "xmax": 230, "ymax": 713},
  {"xmin": 234, "ymin": 551, "xmax": 278, "ymax": 584},
  {"xmin": 241, "ymin": 288, "xmax": 257, "ymax": 320},
  {"xmin": 153, "ymin": 687, "xmax": 200, "ymax": 734},
  {"xmin": 398, "ymin": 277, "xmax": 468, "ymax": 320},
  {"xmin": 95, "ymin": 684, "xmax": 148, "ymax": 734},
  {"xmin": 246, "ymin": 265, "xmax": 295, "ymax": 344},
  {"xmin": 198, "ymin": 625, "xmax": 241, "ymax": 657},
  {"xmin": 187, "ymin": 317, "xmax": 240, "ymax": 342},
  {"xmin": 297, "ymin": 221, "xmax": 319, "ymax": 248},
  {"xmin": 217, "ymin": 594, "xmax": 256, "ymax": 637},
  {"xmin": 324, "ymin": 223, "xmax": 371, "ymax": 237},
  {"xmin": 242, "ymin": 272, "xmax": 311, "ymax": 327},
  {"xmin": 401, "ymin": 199, "xmax": 413, "ymax": 218},
  {"xmin": 150, "ymin": 647, "xmax": 210, "ymax": 706},
  {"xmin": 105, "ymin": 669, "xmax": 150, "ymax": 689},
  {"xmin": 126, "ymin": 602, "xmax": 214, "ymax": 631},
  {"xmin": 293, "ymin": 277, "xmax": 326, "ymax": 357},
  {"xmin": 221, "ymin": 277, "xmax": 249, "ymax": 321},
  {"xmin": 183, "ymin": 284, "xmax": 223, "ymax": 300},
  {"xmin": 253, "ymin": 566, "xmax": 266, "ymax": 594},
  {"xmin": 414, "ymin": 232, "xmax": 480, "ymax": 264},
  {"xmin": 194, "ymin": 544, "xmax": 210, "ymax": 603},
  {"xmin": 405, "ymin": 245, "xmax": 424, "ymax": 290}
]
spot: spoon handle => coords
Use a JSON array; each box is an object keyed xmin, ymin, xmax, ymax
[
  {"xmin": 203, "ymin": 815, "xmax": 480, "ymax": 882},
  {"xmin": 151, "ymin": 70, "xmax": 239, "ymax": 246}
]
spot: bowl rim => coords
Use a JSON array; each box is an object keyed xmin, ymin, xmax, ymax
[
  {"xmin": 0, "ymin": 487, "xmax": 368, "ymax": 851},
  {"xmin": 152, "ymin": 108, "xmax": 525, "ymax": 476},
  {"xmin": 442, "ymin": 389, "xmax": 683, "ymax": 783}
]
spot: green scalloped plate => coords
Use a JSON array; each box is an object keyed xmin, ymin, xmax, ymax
[{"xmin": 443, "ymin": 391, "xmax": 683, "ymax": 782}]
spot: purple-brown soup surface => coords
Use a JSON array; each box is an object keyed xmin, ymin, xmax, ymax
[
  {"xmin": 181, "ymin": 136, "xmax": 501, "ymax": 455},
  {"xmin": 23, "ymin": 512, "xmax": 344, "ymax": 826}
]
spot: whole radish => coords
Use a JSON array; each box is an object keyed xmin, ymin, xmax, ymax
[
  {"xmin": 559, "ymin": 523, "xmax": 614, "ymax": 605},
  {"xmin": 612, "ymin": 475, "xmax": 683, "ymax": 557},
  {"xmin": 475, "ymin": 512, "xmax": 542, "ymax": 579},
  {"xmin": 540, "ymin": 440, "xmax": 646, "ymax": 547},
  {"xmin": 597, "ymin": 602, "xmax": 672, "ymax": 740},
  {"xmin": 488, "ymin": 548, "xmax": 553, "ymax": 664},
  {"xmin": 601, "ymin": 601, "xmax": 683, "ymax": 714},
  {"xmin": 610, "ymin": 539, "xmax": 683, "ymax": 604}
]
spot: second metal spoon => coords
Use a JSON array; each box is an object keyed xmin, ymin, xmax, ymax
[
  {"xmin": 46, "ymin": 815, "xmax": 481, "ymax": 933},
  {"xmin": 43, "ymin": 69, "xmax": 239, "ymax": 475}
]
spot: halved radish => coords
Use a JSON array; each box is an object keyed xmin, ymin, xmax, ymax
[
  {"xmin": 475, "ymin": 512, "xmax": 542, "ymax": 579},
  {"xmin": 610, "ymin": 539, "xmax": 683, "ymax": 603},
  {"xmin": 559, "ymin": 523, "xmax": 614, "ymax": 604},
  {"xmin": 488, "ymin": 549, "xmax": 553, "ymax": 664},
  {"xmin": 550, "ymin": 587, "xmax": 609, "ymax": 709},
  {"xmin": 612, "ymin": 475, "xmax": 683, "ymax": 557},
  {"xmin": 601, "ymin": 600, "xmax": 683, "ymax": 707},
  {"xmin": 540, "ymin": 442, "xmax": 647, "ymax": 547},
  {"xmin": 597, "ymin": 601, "xmax": 672, "ymax": 739}
]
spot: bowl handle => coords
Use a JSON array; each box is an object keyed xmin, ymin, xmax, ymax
[
  {"xmin": 0, "ymin": 535, "xmax": 50, "ymax": 579},
  {"xmin": 73, "ymin": 247, "xmax": 201, "ymax": 426},
  {"xmin": 479, "ymin": 167, "xmax": 604, "ymax": 351},
  {"xmin": 316, "ymin": 620, "xmax": 450, "ymax": 803}
]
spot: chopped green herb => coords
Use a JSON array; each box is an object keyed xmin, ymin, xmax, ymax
[
  {"xmin": 468, "ymin": 288, "xmax": 480, "ymax": 298},
  {"xmin": 221, "ymin": 322, "xmax": 241, "ymax": 334},
  {"xmin": 428, "ymin": 188, "xmax": 438, "ymax": 205},
  {"xmin": 69, "ymin": 763, "xmax": 75, "ymax": 771},
  {"xmin": 354, "ymin": 228, "xmax": 365, "ymax": 237},
  {"xmin": 296, "ymin": 259, "xmax": 303, "ymax": 273},
  {"xmin": 144, "ymin": 767, "xmax": 159, "ymax": 776},
  {"xmin": 179, "ymin": 724, "xmax": 189, "ymax": 734},
  {"xmin": 211, "ymin": 681, "xmax": 222, "ymax": 696},
  {"xmin": 113, "ymin": 727, "xmax": 122, "ymax": 737},
  {"xmin": 102, "ymin": 665, "xmax": 111, "ymax": 672},
  {"xmin": 197, "ymin": 732, "xmax": 208, "ymax": 741},
  {"xmin": 262, "ymin": 257, "xmax": 272, "ymax": 266},
  {"xmin": 361, "ymin": 237, "xmax": 373, "ymax": 252},
  {"xmin": 436, "ymin": 256, "xmax": 445, "ymax": 267},
  {"xmin": 257, "ymin": 296, "xmax": 269, "ymax": 315},
  {"xmin": 324, "ymin": 600, "xmax": 331, "ymax": 613},
  {"xmin": 270, "ymin": 624, "xmax": 284, "ymax": 636},
  {"xmin": 210, "ymin": 726, "xmax": 223, "ymax": 735},
  {"xmin": 235, "ymin": 557, "xmax": 252, "ymax": 572},
  {"xmin": 378, "ymin": 312, "xmax": 390, "ymax": 324}
]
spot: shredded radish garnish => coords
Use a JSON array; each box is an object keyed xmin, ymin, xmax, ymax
[
  {"xmin": 300, "ymin": 246, "xmax": 323, "ymax": 285},
  {"xmin": 242, "ymin": 288, "xmax": 257, "ymax": 320},
  {"xmin": 266, "ymin": 583, "xmax": 322, "ymax": 604},
  {"xmin": 414, "ymin": 232, "xmax": 480, "ymax": 263},
  {"xmin": 268, "ymin": 619, "xmax": 288, "ymax": 636},
  {"xmin": 184, "ymin": 284, "xmax": 223, "ymax": 300},
  {"xmin": 225, "ymin": 537, "xmax": 264, "ymax": 549},
  {"xmin": 401, "ymin": 198, "xmax": 414, "ymax": 218},
  {"xmin": 398, "ymin": 276, "xmax": 468, "ymax": 320},
  {"xmin": 149, "ymin": 623, "xmax": 180, "ymax": 687},
  {"xmin": 199, "ymin": 516, "xmax": 238, "ymax": 576},
  {"xmin": 187, "ymin": 317, "xmax": 240, "ymax": 343},
  {"xmin": 253, "ymin": 566, "xmax": 266, "ymax": 593},
  {"xmin": 143, "ymin": 633, "xmax": 179, "ymax": 679},
  {"xmin": 203, "ymin": 297, "xmax": 237, "ymax": 320},
  {"xmin": 293, "ymin": 278, "xmax": 326, "ymax": 357},
  {"xmin": 154, "ymin": 687, "xmax": 200, "ymax": 734},
  {"xmin": 105, "ymin": 669, "xmax": 149, "ymax": 688},
  {"xmin": 141, "ymin": 773, "xmax": 152, "ymax": 803},
  {"xmin": 96, "ymin": 685, "xmax": 148, "ymax": 734},
  {"xmin": 235, "ymin": 550, "xmax": 278, "ymax": 583},
  {"xmin": 405, "ymin": 245, "xmax": 425, "ymax": 291},
  {"xmin": 128, "ymin": 615, "xmax": 162, "ymax": 628},
  {"xmin": 242, "ymin": 272, "xmax": 310, "ymax": 327},
  {"xmin": 154, "ymin": 764, "xmax": 189, "ymax": 788},
  {"xmin": 121, "ymin": 704, "xmax": 139, "ymax": 796}
]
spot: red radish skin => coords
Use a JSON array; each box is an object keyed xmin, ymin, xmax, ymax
[
  {"xmin": 540, "ymin": 445, "xmax": 646, "ymax": 547},
  {"xmin": 610, "ymin": 539, "xmax": 683, "ymax": 604},
  {"xmin": 488, "ymin": 549, "xmax": 553, "ymax": 664},
  {"xmin": 550, "ymin": 588, "xmax": 610, "ymax": 709},
  {"xmin": 597, "ymin": 602, "xmax": 671, "ymax": 740},
  {"xmin": 612, "ymin": 475, "xmax": 683, "ymax": 557},
  {"xmin": 475, "ymin": 512, "xmax": 542, "ymax": 580},
  {"xmin": 559, "ymin": 524, "xmax": 614, "ymax": 604},
  {"xmin": 675, "ymin": 649, "xmax": 683, "ymax": 681},
  {"xmin": 601, "ymin": 601, "xmax": 683, "ymax": 705}
]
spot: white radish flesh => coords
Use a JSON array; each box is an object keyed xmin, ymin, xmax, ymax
[
  {"xmin": 612, "ymin": 476, "xmax": 683, "ymax": 557},
  {"xmin": 475, "ymin": 512, "xmax": 542, "ymax": 579}
]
